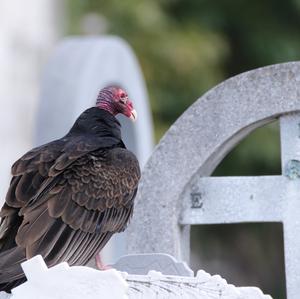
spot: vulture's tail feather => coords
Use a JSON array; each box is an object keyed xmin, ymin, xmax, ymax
[
  {"xmin": 0, "ymin": 277, "xmax": 26, "ymax": 293},
  {"xmin": 0, "ymin": 246, "xmax": 26, "ymax": 292}
]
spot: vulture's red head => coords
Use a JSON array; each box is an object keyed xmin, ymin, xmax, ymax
[{"xmin": 96, "ymin": 86, "xmax": 137, "ymax": 121}]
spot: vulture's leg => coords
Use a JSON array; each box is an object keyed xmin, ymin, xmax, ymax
[{"xmin": 95, "ymin": 253, "xmax": 112, "ymax": 270}]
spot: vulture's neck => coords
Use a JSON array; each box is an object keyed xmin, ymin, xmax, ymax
[{"xmin": 67, "ymin": 107, "xmax": 122, "ymax": 141}]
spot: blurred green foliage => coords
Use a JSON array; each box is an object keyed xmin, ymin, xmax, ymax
[
  {"xmin": 68, "ymin": 0, "xmax": 300, "ymax": 144},
  {"xmin": 67, "ymin": 1, "xmax": 300, "ymax": 297}
]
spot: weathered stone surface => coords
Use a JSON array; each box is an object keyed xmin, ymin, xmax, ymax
[
  {"xmin": 125, "ymin": 270, "xmax": 272, "ymax": 299},
  {"xmin": 113, "ymin": 253, "xmax": 193, "ymax": 276},
  {"xmin": 180, "ymin": 176, "xmax": 286, "ymax": 225}
]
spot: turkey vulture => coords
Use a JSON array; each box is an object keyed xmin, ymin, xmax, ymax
[{"xmin": 0, "ymin": 86, "xmax": 141, "ymax": 292}]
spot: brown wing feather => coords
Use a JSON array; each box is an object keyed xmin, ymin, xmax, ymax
[
  {"xmin": 0, "ymin": 139, "xmax": 66, "ymax": 265},
  {"xmin": 46, "ymin": 148, "xmax": 140, "ymax": 233},
  {"xmin": 10, "ymin": 147, "xmax": 139, "ymax": 274}
]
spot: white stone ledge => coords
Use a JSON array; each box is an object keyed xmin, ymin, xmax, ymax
[{"xmin": 0, "ymin": 256, "xmax": 272, "ymax": 299}]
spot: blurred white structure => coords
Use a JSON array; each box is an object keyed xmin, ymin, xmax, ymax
[{"xmin": 0, "ymin": 0, "xmax": 63, "ymax": 203}]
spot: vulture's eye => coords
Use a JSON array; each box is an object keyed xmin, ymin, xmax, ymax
[{"xmin": 120, "ymin": 93, "xmax": 128, "ymax": 104}]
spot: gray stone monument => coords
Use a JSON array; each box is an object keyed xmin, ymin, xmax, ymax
[
  {"xmin": 127, "ymin": 62, "xmax": 300, "ymax": 299},
  {"xmin": 35, "ymin": 36, "xmax": 154, "ymax": 262}
]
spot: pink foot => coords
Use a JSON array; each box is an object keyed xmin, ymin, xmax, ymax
[{"xmin": 95, "ymin": 253, "xmax": 112, "ymax": 270}]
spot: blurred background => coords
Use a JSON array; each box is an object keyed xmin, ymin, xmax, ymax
[{"xmin": 2, "ymin": 0, "xmax": 300, "ymax": 298}]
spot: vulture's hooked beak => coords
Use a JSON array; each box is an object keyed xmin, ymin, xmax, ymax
[{"xmin": 130, "ymin": 109, "xmax": 137, "ymax": 122}]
